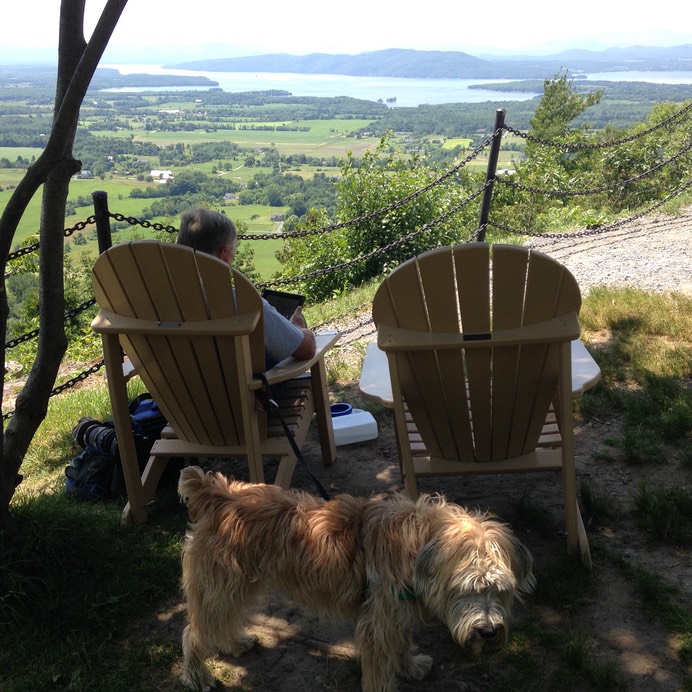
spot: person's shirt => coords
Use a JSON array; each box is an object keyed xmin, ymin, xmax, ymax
[{"xmin": 262, "ymin": 298, "xmax": 304, "ymax": 368}]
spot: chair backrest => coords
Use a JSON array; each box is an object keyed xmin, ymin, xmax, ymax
[
  {"xmin": 372, "ymin": 243, "xmax": 581, "ymax": 463},
  {"xmin": 92, "ymin": 240, "xmax": 265, "ymax": 447}
]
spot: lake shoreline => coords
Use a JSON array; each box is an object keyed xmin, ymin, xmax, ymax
[{"xmin": 101, "ymin": 64, "xmax": 692, "ymax": 108}]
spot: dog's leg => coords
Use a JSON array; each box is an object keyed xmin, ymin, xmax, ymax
[
  {"xmin": 181, "ymin": 565, "xmax": 258, "ymax": 690},
  {"xmin": 356, "ymin": 591, "xmax": 423, "ymax": 692},
  {"xmin": 212, "ymin": 579, "xmax": 258, "ymax": 657},
  {"xmin": 399, "ymin": 644, "xmax": 433, "ymax": 681},
  {"xmin": 193, "ymin": 581, "xmax": 258, "ymax": 657},
  {"xmin": 180, "ymin": 623, "xmax": 217, "ymax": 691},
  {"xmin": 180, "ymin": 601, "xmax": 256, "ymax": 690}
]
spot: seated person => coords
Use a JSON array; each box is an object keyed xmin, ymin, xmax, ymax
[{"xmin": 177, "ymin": 206, "xmax": 316, "ymax": 366}]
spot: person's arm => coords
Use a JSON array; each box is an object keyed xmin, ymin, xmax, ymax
[{"xmin": 289, "ymin": 306, "xmax": 316, "ymax": 360}]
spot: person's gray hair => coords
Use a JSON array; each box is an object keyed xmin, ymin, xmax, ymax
[{"xmin": 177, "ymin": 207, "xmax": 236, "ymax": 256}]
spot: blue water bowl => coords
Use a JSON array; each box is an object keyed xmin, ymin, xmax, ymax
[{"xmin": 330, "ymin": 402, "xmax": 353, "ymax": 417}]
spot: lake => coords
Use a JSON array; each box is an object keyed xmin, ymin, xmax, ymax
[
  {"xmin": 102, "ymin": 64, "xmax": 537, "ymax": 106},
  {"xmin": 102, "ymin": 64, "xmax": 692, "ymax": 108}
]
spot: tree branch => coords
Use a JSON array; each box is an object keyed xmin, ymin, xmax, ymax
[{"xmin": 0, "ymin": 0, "xmax": 130, "ymax": 529}]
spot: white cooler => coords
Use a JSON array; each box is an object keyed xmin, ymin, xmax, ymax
[{"xmin": 330, "ymin": 405, "xmax": 378, "ymax": 446}]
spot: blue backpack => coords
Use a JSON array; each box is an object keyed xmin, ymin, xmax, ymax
[
  {"xmin": 127, "ymin": 394, "xmax": 167, "ymax": 439},
  {"xmin": 65, "ymin": 394, "xmax": 167, "ymax": 500}
]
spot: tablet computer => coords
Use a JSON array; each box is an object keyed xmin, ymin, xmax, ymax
[{"xmin": 261, "ymin": 289, "xmax": 305, "ymax": 319}]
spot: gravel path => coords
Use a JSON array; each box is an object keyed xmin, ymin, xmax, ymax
[
  {"xmin": 526, "ymin": 206, "xmax": 692, "ymax": 295},
  {"xmin": 327, "ymin": 206, "xmax": 692, "ymax": 354}
]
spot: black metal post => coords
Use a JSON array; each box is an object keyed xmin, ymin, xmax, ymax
[
  {"xmin": 476, "ymin": 108, "xmax": 506, "ymax": 242},
  {"xmin": 92, "ymin": 190, "xmax": 112, "ymax": 254}
]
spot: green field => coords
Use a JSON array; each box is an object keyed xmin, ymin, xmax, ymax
[
  {"xmin": 2, "ymin": 175, "xmax": 168, "ymax": 248},
  {"xmin": 0, "ymin": 146, "xmax": 45, "ymax": 162},
  {"xmin": 441, "ymin": 137, "xmax": 473, "ymax": 149},
  {"xmin": 0, "ymin": 113, "xmax": 377, "ymax": 265},
  {"xmin": 0, "ymin": 103, "xmax": 460, "ymax": 277},
  {"xmin": 441, "ymin": 135, "xmax": 521, "ymax": 171},
  {"xmin": 103, "ymin": 119, "xmax": 382, "ymax": 158}
]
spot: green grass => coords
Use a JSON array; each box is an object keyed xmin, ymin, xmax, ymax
[
  {"xmin": 577, "ymin": 287, "xmax": 692, "ymax": 467},
  {"xmin": 124, "ymin": 120, "xmax": 380, "ymax": 158},
  {"xmin": 1, "ymin": 175, "xmax": 159, "ymax": 247},
  {"xmin": 2, "ymin": 283, "xmax": 691, "ymax": 690},
  {"xmin": 635, "ymin": 484, "xmax": 692, "ymax": 545},
  {"xmin": 0, "ymin": 146, "xmax": 44, "ymax": 162}
]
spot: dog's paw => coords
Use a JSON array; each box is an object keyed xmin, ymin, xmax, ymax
[
  {"xmin": 224, "ymin": 634, "xmax": 257, "ymax": 657},
  {"xmin": 402, "ymin": 652, "xmax": 433, "ymax": 681},
  {"xmin": 180, "ymin": 669, "xmax": 217, "ymax": 691}
]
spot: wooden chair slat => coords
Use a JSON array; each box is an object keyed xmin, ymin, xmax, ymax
[
  {"xmin": 92, "ymin": 241, "xmax": 339, "ymax": 524},
  {"xmin": 492, "ymin": 245, "xmax": 529, "ymax": 330},
  {"xmin": 454, "ymin": 243, "xmax": 490, "ymax": 333},
  {"xmin": 373, "ymin": 242, "xmax": 591, "ymax": 567}
]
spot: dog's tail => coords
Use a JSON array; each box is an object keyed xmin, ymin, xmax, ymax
[{"xmin": 178, "ymin": 465, "xmax": 217, "ymax": 520}]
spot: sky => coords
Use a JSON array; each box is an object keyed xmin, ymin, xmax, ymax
[{"xmin": 1, "ymin": 0, "xmax": 691, "ymax": 63}]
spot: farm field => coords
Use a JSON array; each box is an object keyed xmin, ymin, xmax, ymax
[
  {"xmin": 123, "ymin": 119, "xmax": 381, "ymax": 158},
  {"xmin": 441, "ymin": 134, "xmax": 521, "ymax": 171},
  {"xmin": 1, "ymin": 173, "xmax": 168, "ymax": 248},
  {"xmin": 0, "ymin": 86, "xmax": 512, "ymax": 275},
  {"xmin": 0, "ymin": 146, "xmax": 44, "ymax": 162}
]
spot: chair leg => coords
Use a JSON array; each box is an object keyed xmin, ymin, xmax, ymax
[
  {"xmin": 274, "ymin": 454, "xmax": 297, "ymax": 489},
  {"xmin": 311, "ymin": 359, "xmax": 337, "ymax": 465},
  {"xmin": 561, "ymin": 465, "xmax": 592, "ymax": 568},
  {"xmin": 576, "ymin": 503, "xmax": 593, "ymax": 569},
  {"xmin": 120, "ymin": 455, "xmax": 170, "ymax": 526},
  {"xmin": 141, "ymin": 455, "xmax": 170, "ymax": 504},
  {"xmin": 121, "ymin": 500, "xmax": 147, "ymax": 526},
  {"xmin": 400, "ymin": 447, "xmax": 420, "ymax": 499},
  {"xmin": 404, "ymin": 470, "xmax": 420, "ymax": 500},
  {"xmin": 392, "ymin": 395, "xmax": 419, "ymax": 499}
]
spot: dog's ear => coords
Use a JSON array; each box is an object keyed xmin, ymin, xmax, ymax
[
  {"xmin": 510, "ymin": 536, "xmax": 536, "ymax": 595},
  {"xmin": 415, "ymin": 536, "xmax": 442, "ymax": 578},
  {"xmin": 414, "ymin": 536, "xmax": 451, "ymax": 602}
]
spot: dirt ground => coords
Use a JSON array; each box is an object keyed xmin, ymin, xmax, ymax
[
  {"xmin": 8, "ymin": 212, "xmax": 689, "ymax": 690},
  {"xmin": 141, "ymin": 382, "xmax": 690, "ymax": 692},
  {"xmin": 127, "ymin": 213, "xmax": 691, "ymax": 691}
]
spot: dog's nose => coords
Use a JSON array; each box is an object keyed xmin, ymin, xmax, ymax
[{"xmin": 476, "ymin": 626, "xmax": 499, "ymax": 640}]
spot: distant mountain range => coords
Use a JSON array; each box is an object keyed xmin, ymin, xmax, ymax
[{"xmin": 165, "ymin": 45, "xmax": 692, "ymax": 80}]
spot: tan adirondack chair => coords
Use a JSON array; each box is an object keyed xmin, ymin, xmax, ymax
[
  {"xmin": 372, "ymin": 243, "xmax": 591, "ymax": 566},
  {"xmin": 91, "ymin": 240, "xmax": 339, "ymax": 525}
]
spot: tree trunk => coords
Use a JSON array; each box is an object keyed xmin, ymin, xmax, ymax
[{"xmin": 0, "ymin": 0, "xmax": 129, "ymax": 531}]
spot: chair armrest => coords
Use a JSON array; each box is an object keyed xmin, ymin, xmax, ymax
[
  {"xmin": 259, "ymin": 331, "xmax": 341, "ymax": 387},
  {"xmin": 92, "ymin": 309, "xmax": 261, "ymax": 336},
  {"xmin": 378, "ymin": 313, "xmax": 580, "ymax": 352}
]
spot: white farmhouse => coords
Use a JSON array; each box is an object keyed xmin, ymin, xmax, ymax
[{"xmin": 150, "ymin": 170, "xmax": 174, "ymax": 183}]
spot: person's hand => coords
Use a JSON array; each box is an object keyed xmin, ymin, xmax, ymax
[{"xmin": 289, "ymin": 306, "xmax": 308, "ymax": 329}]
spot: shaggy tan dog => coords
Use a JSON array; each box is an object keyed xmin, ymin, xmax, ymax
[{"xmin": 178, "ymin": 466, "xmax": 535, "ymax": 692}]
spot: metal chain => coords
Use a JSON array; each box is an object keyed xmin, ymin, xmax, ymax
[
  {"xmin": 311, "ymin": 301, "xmax": 373, "ymax": 333},
  {"xmin": 497, "ymin": 140, "xmax": 692, "ymax": 197},
  {"xmin": 237, "ymin": 135, "xmax": 495, "ymax": 241},
  {"xmin": 2, "ymin": 360, "xmax": 105, "ymax": 421},
  {"xmin": 488, "ymin": 176, "xmax": 692, "ymax": 240},
  {"xmin": 7, "ymin": 102, "xmax": 690, "ymax": 260},
  {"xmin": 7, "ymin": 216, "xmax": 97, "ymax": 263},
  {"xmin": 316, "ymin": 311, "xmax": 375, "ymax": 338},
  {"xmin": 257, "ymin": 181, "xmax": 490, "ymax": 288},
  {"xmin": 5, "ymin": 103, "xmax": 691, "ymax": 414},
  {"xmin": 503, "ymin": 100, "xmax": 692, "ymax": 153},
  {"xmin": 109, "ymin": 213, "xmax": 178, "ymax": 234},
  {"xmin": 5, "ymin": 298, "xmax": 97, "ymax": 350}
]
